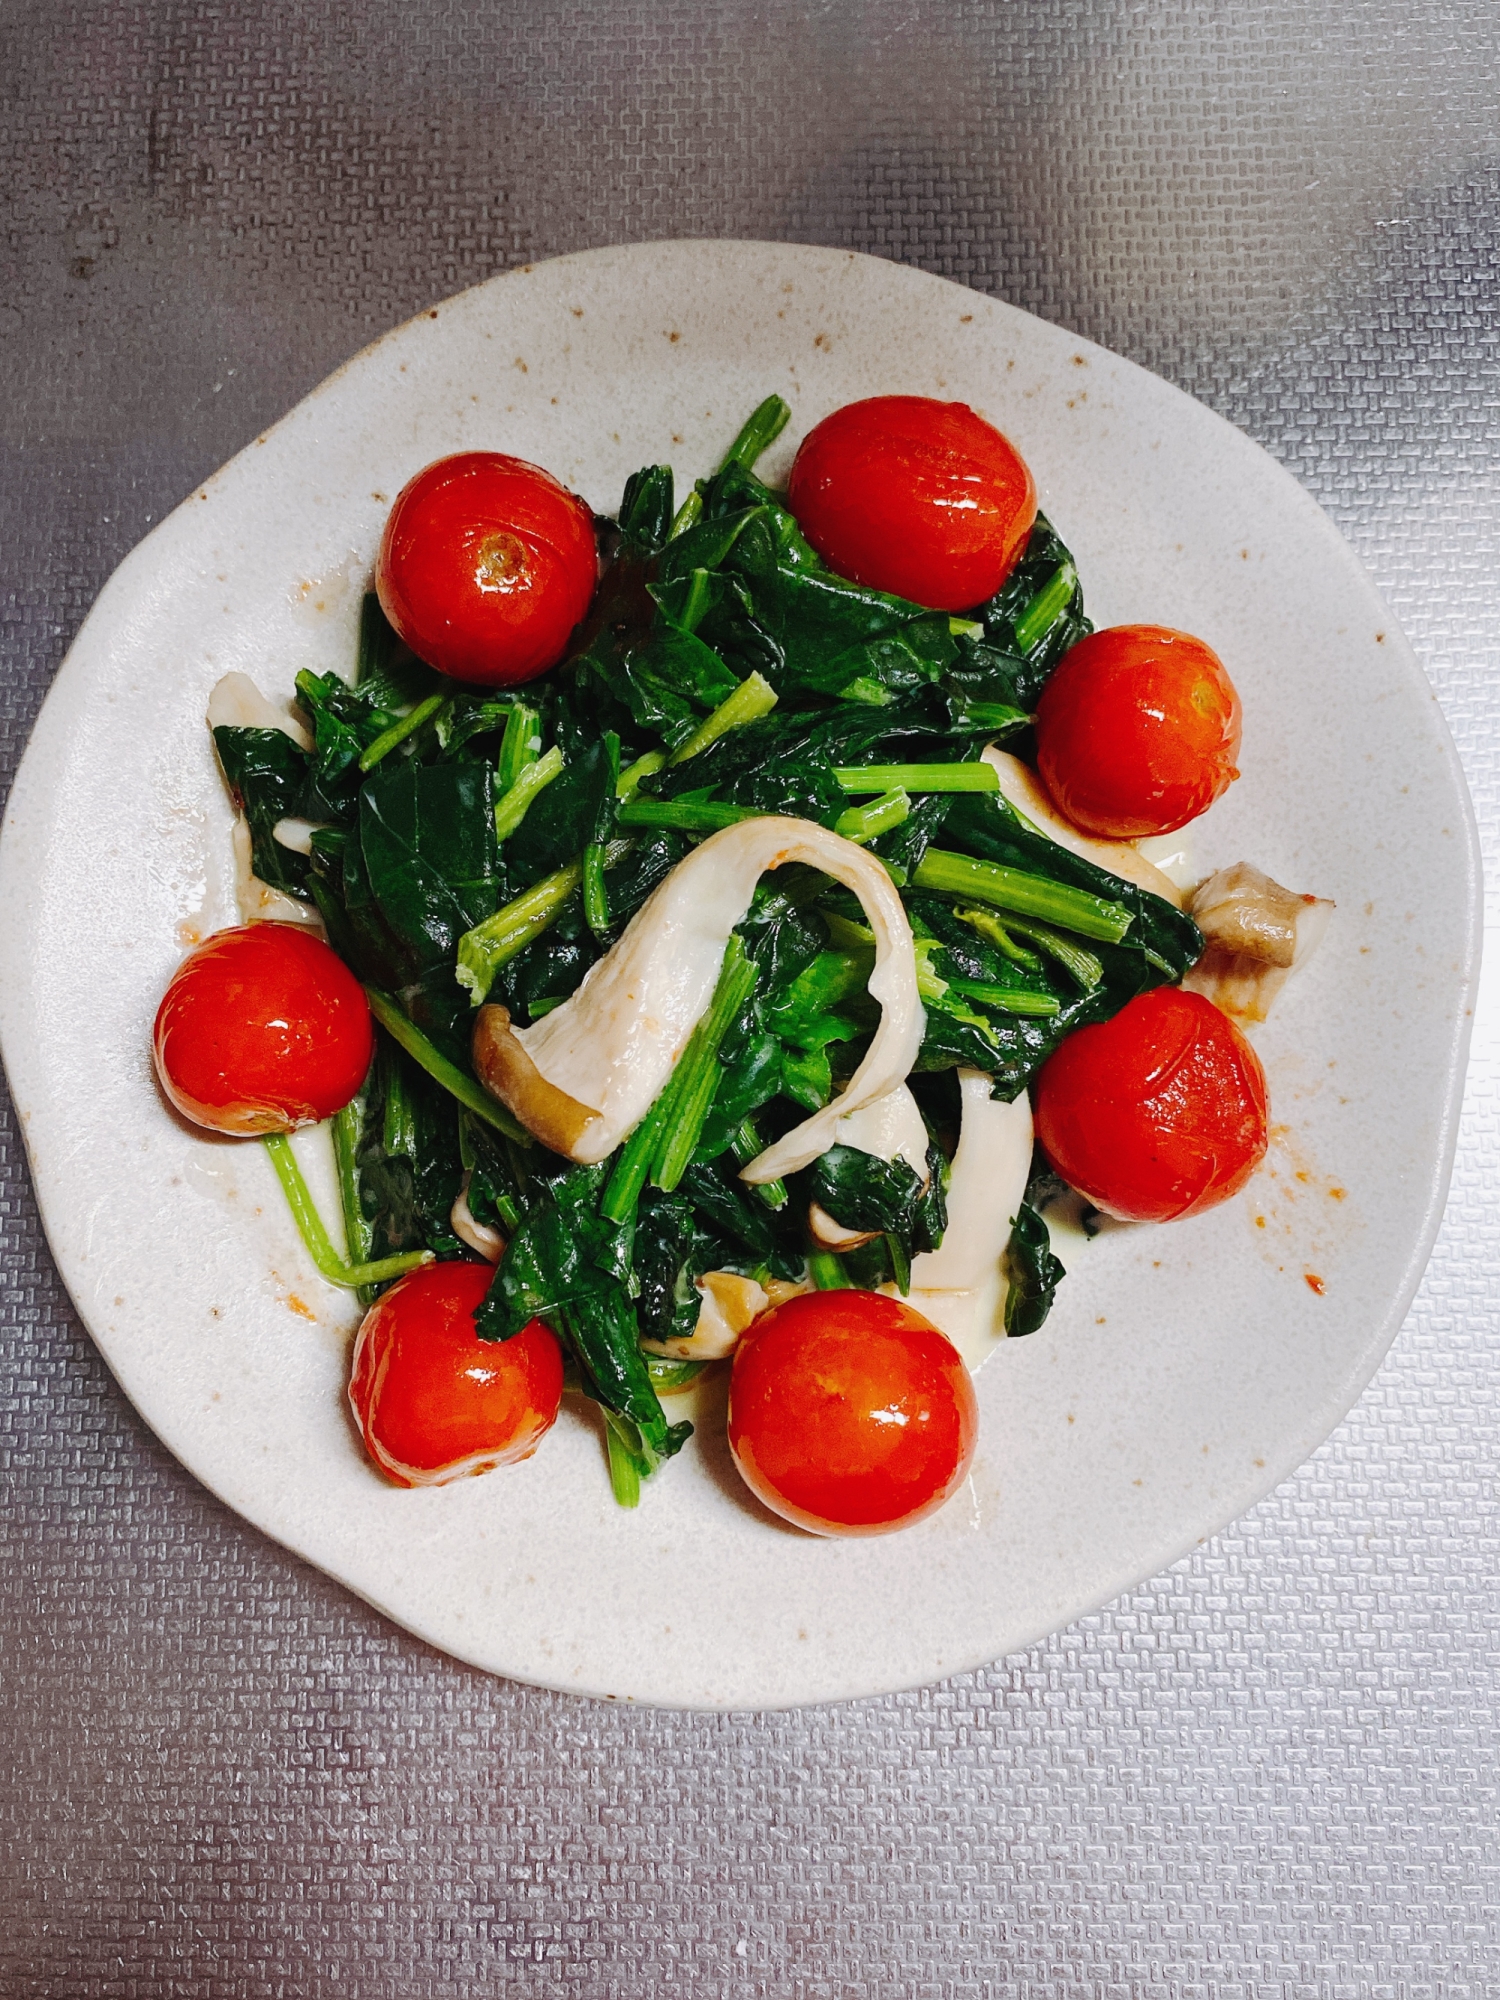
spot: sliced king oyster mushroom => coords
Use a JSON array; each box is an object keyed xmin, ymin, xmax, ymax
[
  {"xmin": 641, "ymin": 1270, "xmax": 771, "ymax": 1362},
  {"xmin": 472, "ymin": 815, "xmax": 923, "ymax": 1180},
  {"xmin": 882, "ymin": 1068, "xmax": 1035, "ymax": 1368},
  {"xmin": 1182, "ymin": 861, "xmax": 1333, "ymax": 1023}
]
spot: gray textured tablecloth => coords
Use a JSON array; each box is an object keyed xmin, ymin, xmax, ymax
[{"xmin": 3, "ymin": 4, "xmax": 1497, "ymax": 1993}]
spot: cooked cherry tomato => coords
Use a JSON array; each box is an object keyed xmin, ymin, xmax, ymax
[
  {"xmin": 786, "ymin": 395, "xmax": 1037, "ymax": 612},
  {"xmin": 1034, "ymin": 624, "xmax": 1242, "ymax": 839},
  {"xmin": 153, "ymin": 922, "xmax": 373, "ymax": 1135},
  {"xmin": 348, "ymin": 1262, "xmax": 564, "ymax": 1487},
  {"xmin": 727, "ymin": 1289, "xmax": 978, "ymax": 1536},
  {"xmin": 376, "ymin": 451, "xmax": 598, "ymax": 687},
  {"xmin": 1033, "ymin": 987, "xmax": 1268, "ymax": 1223}
]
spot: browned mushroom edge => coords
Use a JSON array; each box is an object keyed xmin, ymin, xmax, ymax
[{"xmin": 472, "ymin": 1003, "xmax": 604, "ymax": 1158}]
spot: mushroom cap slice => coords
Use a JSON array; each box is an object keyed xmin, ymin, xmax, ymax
[
  {"xmin": 473, "ymin": 815, "xmax": 922, "ymax": 1173},
  {"xmin": 472, "ymin": 1003, "xmax": 612, "ymax": 1159},
  {"xmin": 449, "ymin": 1181, "xmax": 507, "ymax": 1264},
  {"xmin": 885, "ymin": 1068, "xmax": 1034, "ymax": 1368},
  {"xmin": 1182, "ymin": 862, "xmax": 1334, "ymax": 1023},
  {"xmin": 641, "ymin": 1271, "xmax": 770, "ymax": 1362}
]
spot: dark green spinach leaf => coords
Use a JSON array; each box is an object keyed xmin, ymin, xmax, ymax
[
  {"xmin": 1004, "ymin": 1200, "xmax": 1066, "ymax": 1337},
  {"xmin": 212, "ymin": 726, "xmax": 312, "ymax": 899},
  {"xmin": 357, "ymin": 760, "xmax": 501, "ymax": 978}
]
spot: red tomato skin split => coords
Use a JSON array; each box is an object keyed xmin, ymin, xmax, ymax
[
  {"xmin": 152, "ymin": 922, "xmax": 374, "ymax": 1135},
  {"xmin": 377, "ymin": 451, "xmax": 598, "ymax": 687},
  {"xmin": 1034, "ymin": 624, "xmax": 1243, "ymax": 839},
  {"xmin": 787, "ymin": 396, "xmax": 1038, "ymax": 612},
  {"xmin": 727, "ymin": 1290, "xmax": 979, "ymax": 1536},
  {"xmin": 349, "ymin": 1262, "xmax": 564, "ymax": 1487},
  {"xmin": 1033, "ymin": 987, "xmax": 1268, "ymax": 1223}
]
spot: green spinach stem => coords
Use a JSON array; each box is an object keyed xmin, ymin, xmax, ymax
[
  {"xmin": 358, "ymin": 692, "xmax": 446, "ymax": 772},
  {"xmin": 602, "ymin": 1409, "xmax": 644, "ymax": 1508},
  {"xmin": 616, "ymin": 797, "xmax": 756, "ymax": 836},
  {"xmin": 651, "ymin": 942, "xmax": 758, "ymax": 1192},
  {"xmin": 834, "ymin": 675, "xmax": 893, "ymax": 707},
  {"xmin": 807, "ymin": 1249, "xmax": 852, "ymax": 1291},
  {"xmin": 493, "ymin": 743, "xmax": 564, "ymax": 840},
  {"xmin": 912, "ymin": 848, "xmax": 1133, "ymax": 943},
  {"xmin": 496, "ymin": 701, "xmax": 542, "ymax": 792},
  {"xmin": 944, "ymin": 975, "xmax": 1061, "ymax": 1018},
  {"xmin": 668, "ymin": 671, "xmax": 779, "ymax": 765},
  {"xmin": 261, "ymin": 1132, "xmax": 432, "ymax": 1288},
  {"xmin": 600, "ymin": 939, "xmax": 755, "ymax": 1221},
  {"xmin": 364, "ymin": 987, "xmax": 530, "ymax": 1139},
  {"xmin": 833, "ymin": 763, "xmax": 998, "ymax": 795},
  {"xmin": 719, "ymin": 394, "xmax": 792, "ymax": 471},
  {"xmin": 331, "ymin": 1096, "xmax": 376, "ymax": 1267},
  {"xmin": 731, "ymin": 1118, "xmax": 788, "ymax": 1209},
  {"xmin": 950, "ymin": 906, "xmax": 1043, "ymax": 970},
  {"xmin": 456, "ymin": 858, "xmax": 586, "ymax": 1002},
  {"xmin": 668, "ymin": 490, "xmax": 703, "ymax": 539},
  {"xmin": 1012, "ymin": 561, "xmax": 1077, "ymax": 654},
  {"xmin": 616, "ymin": 749, "xmax": 667, "ymax": 798},
  {"xmin": 833, "ymin": 787, "xmax": 910, "ymax": 845},
  {"xmin": 950, "ymin": 698, "xmax": 1031, "ymax": 732},
  {"xmin": 957, "ymin": 906, "xmax": 1104, "ymax": 988},
  {"xmin": 583, "ymin": 842, "xmax": 611, "ymax": 935}
]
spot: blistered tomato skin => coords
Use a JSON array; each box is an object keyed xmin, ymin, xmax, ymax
[
  {"xmin": 348, "ymin": 1262, "xmax": 564, "ymax": 1487},
  {"xmin": 152, "ymin": 922, "xmax": 374, "ymax": 1135},
  {"xmin": 1034, "ymin": 624, "xmax": 1242, "ymax": 839},
  {"xmin": 1033, "ymin": 987, "xmax": 1268, "ymax": 1223},
  {"xmin": 727, "ymin": 1290, "xmax": 978, "ymax": 1536},
  {"xmin": 786, "ymin": 396, "xmax": 1038, "ymax": 612},
  {"xmin": 376, "ymin": 452, "xmax": 598, "ymax": 687}
]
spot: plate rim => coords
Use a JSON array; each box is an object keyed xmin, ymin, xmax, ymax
[{"xmin": 0, "ymin": 237, "xmax": 1483, "ymax": 1709}]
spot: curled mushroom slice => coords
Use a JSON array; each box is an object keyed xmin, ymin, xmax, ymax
[
  {"xmin": 1190, "ymin": 861, "xmax": 1302, "ymax": 965},
  {"xmin": 1182, "ymin": 862, "xmax": 1333, "ymax": 1024},
  {"xmin": 807, "ymin": 1209, "xmax": 880, "ymax": 1252},
  {"xmin": 472, "ymin": 1005, "xmax": 606, "ymax": 1159},
  {"xmin": 641, "ymin": 1269, "xmax": 770, "ymax": 1362},
  {"xmin": 882, "ymin": 1068, "xmax": 1034, "ymax": 1369},
  {"xmin": 229, "ymin": 818, "xmax": 324, "ymax": 930},
  {"xmin": 981, "ymin": 746, "xmax": 1185, "ymax": 907},
  {"xmin": 808, "ymin": 1083, "xmax": 931, "ymax": 1251},
  {"xmin": 271, "ymin": 816, "xmax": 327, "ymax": 856},
  {"xmin": 449, "ymin": 1180, "xmax": 507, "ymax": 1264},
  {"xmin": 473, "ymin": 815, "xmax": 922, "ymax": 1173},
  {"xmin": 207, "ymin": 670, "xmax": 314, "ymax": 750}
]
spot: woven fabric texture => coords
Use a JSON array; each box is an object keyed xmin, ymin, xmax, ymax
[{"xmin": 2, "ymin": 3, "xmax": 1497, "ymax": 1994}]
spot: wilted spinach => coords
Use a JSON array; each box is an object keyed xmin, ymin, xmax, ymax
[{"xmin": 218, "ymin": 395, "xmax": 1199, "ymax": 1510}]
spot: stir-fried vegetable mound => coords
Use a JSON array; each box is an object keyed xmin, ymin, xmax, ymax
[{"xmin": 213, "ymin": 398, "xmax": 1203, "ymax": 1491}]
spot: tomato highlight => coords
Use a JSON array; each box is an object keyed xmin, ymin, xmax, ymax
[
  {"xmin": 727, "ymin": 1289, "xmax": 978, "ymax": 1536},
  {"xmin": 348, "ymin": 1261, "xmax": 564, "ymax": 1487},
  {"xmin": 1034, "ymin": 623, "xmax": 1242, "ymax": 839},
  {"xmin": 377, "ymin": 451, "xmax": 598, "ymax": 687},
  {"xmin": 1033, "ymin": 986, "xmax": 1268, "ymax": 1222},
  {"xmin": 153, "ymin": 922, "xmax": 374, "ymax": 1135},
  {"xmin": 787, "ymin": 395, "xmax": 1037, "ymax": 612}
]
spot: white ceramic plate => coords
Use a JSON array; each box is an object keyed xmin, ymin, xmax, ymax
[{"xmin": 0, "ymin": 242, "xmax": 1480, "ymax": 1709}]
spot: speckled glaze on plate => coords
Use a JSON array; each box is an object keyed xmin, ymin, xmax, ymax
[{"xmin": 0, "ymin": 241, "xmax": 1479, "ymax": 1709}]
